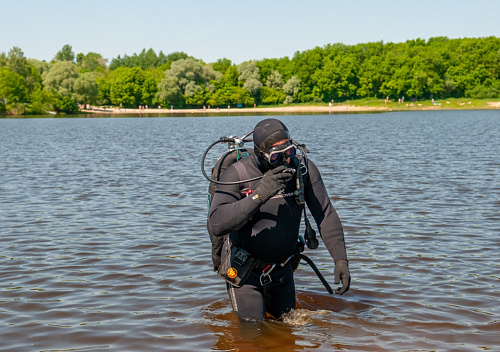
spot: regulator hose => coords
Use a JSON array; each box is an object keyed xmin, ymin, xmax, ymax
[
  {"xmin": 296, "ymin": 253, "xmax": 334, "ymax": 294},
  {"xmin": 201, "ymin": 136, "xmax": 264, "ymax": 185}
]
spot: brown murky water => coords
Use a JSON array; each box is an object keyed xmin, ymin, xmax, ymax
[{"xmin": 1, "ymin": 111, "xmax": 499, "ymax": 351}]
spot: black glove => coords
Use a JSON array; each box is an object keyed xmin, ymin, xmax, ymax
[
  {"xmin": 333, "ymin": 259, "xmax": 351, "ymax": 295},
  {"xmin": 254, "ymin": 165, "xmax": 292, "ymax": 203}
]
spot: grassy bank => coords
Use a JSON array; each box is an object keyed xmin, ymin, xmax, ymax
[{"xmin": 337, "ymin": 97, "xmax": 500, "ymax": 110}]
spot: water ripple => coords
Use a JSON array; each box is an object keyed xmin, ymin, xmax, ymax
[{"xmin": 1, "ymin": 112, "xmax": 499, "ymax": 351}]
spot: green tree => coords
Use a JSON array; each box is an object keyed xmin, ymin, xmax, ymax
[
  {"xmin": 238, "ymin": 61, "xmax": 260, "ymax": 81},
  {"xmin": 312, "ymin": 53, "xmax": 358, "ymax": 101},
  {"xmin": 220, "ymin": 65, "xmax": 239, "ymax": 86},
  {"xmin": 184, "ymin": 82, "xmax": 208, "ymax": 106},
  {"xmin": 42, "ymin": 61, "xmax": 79, "ymax": 96},
  {"xmin": 73, "ymin": 72, "xmax": 99, "ymax": 104},
  {"xmin": 291, "ymin": 47, "xmax": 324, "ymax": 102},
  {"xmin": 103, "ymin": 67, "xmax": 158, "ymax": 107},
  {"xmin": 109, "ymin": 49, "xmax": 189, "ymax": 70},
  {"xmin": 238, "ymin": 61, "xmax": 262, "ymax": 96},
  {"xmin": 28, "ymin": 58, "xmax": 50, "ymax": 76},
  {"xmin": 207, "ymin": 84, "xmax": 254, "ymax": 107},
  {"xmin": 212, "ymin": 58, "xmax": 232, "ymax": 73},
  {"xmin": 467, "ymin": 80, "xmax": 500, "ymax": 98},
  {"xmin": 27, "ymin": 87, "xmax": 54, "ymax": 114},
  {"xmin": 265, "ymin": 70, "xmax": 284, "ymax": 90},
  {"xmin": 260, "ymin": 87, "xmax": 286, "ymax": 104},
  {"xmin": 201, "ymin": 64, "xmax": 222, "ymax": 91},
  {"xmin": 165, "ymin": 51, "xmax": 190, "ymax": 62},
  {"xmin": 0, "ymin": 67, "xmax": 27, "ymax": 113},
  {"xmin": 256, "ymin": 58, "xmax": 279, "ymax": 85},
  {"xmin": 356, "ymin": 42, "xmax": 385, "ymax": 98},
  {"xmin": 5, "ymin": 47, "xmax": 42, "ymax": 95},
  {"xmin": 256, "ymin": 57, "xmax": 293, "ymax": 84},
  {"xmin": 283, "ymin": 76, "xmax": 300, "ymax": 104},
  {"xmin": 77, "ymin": 52, "xmax": 108, "ymax": 72},
  {"xmin": 54, "ymin": 44, "xmax": 75, "ymax": 62},
  {"xmin": 7, "ymin": 47, "xmax": 31, "ymax": 78},
  {"xmin": 156, "ymin": 58, "xmax": 220, "ymax": 107},
  {"xmin": 156, "ymin": 76, "xmax": 183, "ymax": 106},
  {"xmin": 52, "ymin": 92, "xmax": 79, "ymax": 113}
]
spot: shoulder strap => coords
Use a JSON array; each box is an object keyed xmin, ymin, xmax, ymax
[{"xmin": 232, "ymin": 161, "xmax": 250, "ymax": 192}]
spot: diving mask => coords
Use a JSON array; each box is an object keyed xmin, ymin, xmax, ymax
[{"xmin": 265, "ymin": 141, "xmax": 297, "ymax": 164}]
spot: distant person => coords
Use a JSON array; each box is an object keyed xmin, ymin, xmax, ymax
[{"xmin": 208, "ymin": 118, "xmax": 350, "ymax": 321}]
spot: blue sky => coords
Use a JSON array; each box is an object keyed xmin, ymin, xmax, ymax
[{"xmin": 2, "ymin": 0, "xmax": 500, "ymax": 64}]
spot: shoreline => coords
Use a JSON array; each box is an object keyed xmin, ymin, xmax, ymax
[{"xmin": 80, "ymin": 101, "xmax": 500, "ymax": 115}]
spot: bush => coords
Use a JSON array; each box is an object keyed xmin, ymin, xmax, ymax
[
  {"xmin": 260, "ymin": 87, "xmax": 286, "ymax": 105},
  {"xmin": 467, "ymin": 84, "xmax": 500, "ymax": 99}
]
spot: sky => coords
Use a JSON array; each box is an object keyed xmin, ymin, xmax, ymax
[{"xmin": 2, "ymin": 0, "xmax": 500, "ymax": 64}]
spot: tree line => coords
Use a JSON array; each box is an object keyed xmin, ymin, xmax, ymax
[{"xmin": 1, "ymin": 36, "xmax": 500, "ymax": 115}]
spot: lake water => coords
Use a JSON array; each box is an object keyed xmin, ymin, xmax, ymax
[{"xmin": 1, "ymin": 110, "xmax": 499, "ymax": 352}]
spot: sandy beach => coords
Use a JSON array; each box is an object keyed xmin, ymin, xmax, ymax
[
  {"xmin": 81, "ymin": 104, "xmax": 386, "ymax": 115},
  {"xmin": 80, "ymin": 101, "xmax": 500, "ymax": 115}
]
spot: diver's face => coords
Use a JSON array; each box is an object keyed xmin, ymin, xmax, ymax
[{"xmin": 265, "ymin": 139, "xmax": 296, "ymax": 167}]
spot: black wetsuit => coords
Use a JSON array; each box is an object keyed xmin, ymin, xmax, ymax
[{"xmin": 208, "ymin": 153, "xmax": 347, "ymax": 320}]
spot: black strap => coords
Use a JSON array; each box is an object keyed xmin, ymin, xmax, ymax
[{"xmin": 232, "ymin": 161, "xmax": 250, "ymax": 193}]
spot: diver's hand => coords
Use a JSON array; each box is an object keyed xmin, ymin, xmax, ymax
[
  {"xmin": 333, "ymin": 259, "xmax": 351, "ymax": 295},
  {"xmin": 254, "ymin": 165, "xmax": 292, "ymax": 203}
]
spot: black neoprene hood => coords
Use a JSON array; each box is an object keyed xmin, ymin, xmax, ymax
[{"xmin": 253, "ymin": 118, "xmax": 291, "ymax": 153}]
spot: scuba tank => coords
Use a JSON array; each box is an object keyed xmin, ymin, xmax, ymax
[{"xmin": 203, "ymin": 134, "xmax": 253, "ymax": 271}]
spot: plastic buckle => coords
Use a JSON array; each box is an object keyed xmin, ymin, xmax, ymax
[
  {"xmin": 233, "ymin": 250, "xmax": 248, "ymax": 266},
  {"xmin": 259, "ymin": 264, "xmax": 276, "ymax": 286}
]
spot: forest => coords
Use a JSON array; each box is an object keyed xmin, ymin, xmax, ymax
[{"xmin": 1, "ymin": 36, "xmax": 500, "ymax": 115}]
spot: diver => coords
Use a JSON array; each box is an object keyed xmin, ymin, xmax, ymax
[{"xmin": 207, "ymin": 118, "xmax": 350, "ymax": 321}]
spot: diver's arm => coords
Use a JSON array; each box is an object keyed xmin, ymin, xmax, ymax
[
  {"xmin": 208, "ymin": 165, "xmax": 262, "ymax": 236},
  {"xmin": 305, "ymin": 160, "xmax": 351, "ymax": 295},
  {"xmin": 209, "ymin": 164, "xmax": 290, "ymax": 236},
  {"xmin": 304, "ymin": 160, "xmax": 347, "ymax": 261}
]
